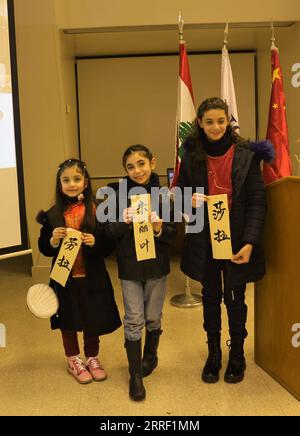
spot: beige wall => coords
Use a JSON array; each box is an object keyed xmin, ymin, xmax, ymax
[
  {"xmin": 54, "ymin": 0, "xmax": 300, "ymax": 28},
  {"xmin": 14, "ymin": 0, "xmax": 78, "ymax": 270},
  {"xmin": 77, "ymin": 53, "xmax": 256, "ymax": 179},
  {"xmin": 13, "ymin": 0, "xmax": 300, "ymax": 275}
]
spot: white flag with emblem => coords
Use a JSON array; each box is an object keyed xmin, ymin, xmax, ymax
[{"xmin": 221, "ymin": 45, "xmax": 239, "ymax": 131}]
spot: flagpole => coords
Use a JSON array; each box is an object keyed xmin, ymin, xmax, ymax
[{"xmin": 170, "ymin": 11, "xmax": 202, "ymax": 309}]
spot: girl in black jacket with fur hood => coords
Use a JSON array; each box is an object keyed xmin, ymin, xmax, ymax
[{"xmin": 177, "ymin": 97, "xmax": 274, "ymax": 385}]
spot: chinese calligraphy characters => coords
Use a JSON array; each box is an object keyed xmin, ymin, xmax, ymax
[
  {"xmin": 50, "ymin": 228, "xmax": 82, "ymax": 286},
  {"xmin": 207, "ymin": 194, "xmax": 232, "ymax": 259},
  {"xmin": 131, "ymin": 194, "xmax": 156, "ymax": 261}
]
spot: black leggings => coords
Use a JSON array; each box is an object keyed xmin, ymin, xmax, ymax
[{"xmin": 202, "ymin": 253, "xmax": 247, "ymax": 339}]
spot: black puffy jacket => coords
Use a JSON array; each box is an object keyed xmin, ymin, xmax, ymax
[
  {"xmin": 177, "ymin": 139, "xmax": 270, "ymax": 287},
  {"xmin": 37, "ymin": 206, "xmax": 121, "ymax": 336},
  {"xmin": 104, "ymin": 173, "xmax": 177, "ymax": 281}
]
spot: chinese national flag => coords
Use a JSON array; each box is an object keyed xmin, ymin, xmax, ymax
[{"xmin": 263, "ymin": 48, "xmax": 292, "ymax": 184}]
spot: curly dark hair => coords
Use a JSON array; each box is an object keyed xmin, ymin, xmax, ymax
[{"xmin": 188, "ymin": 97, "xmax": 243, "ymax": 162}]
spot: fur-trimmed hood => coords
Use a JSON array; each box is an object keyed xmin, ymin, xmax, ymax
[
  {"xmin": 247, "ymin": 140, "xmax": 274, "ymax": 163},
  {"xmin": 36, "ymin": 206, "xmax": 63, "ymax": 228},
  {"xmin": 36, "ymin": 209, "xmax": 47, "ymax": 225}
]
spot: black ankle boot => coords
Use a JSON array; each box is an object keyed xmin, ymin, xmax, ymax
[
  {"xmin": 201, "ymin": 334, "xmax": 222, "ymax": 383},
  {"xmin": 142, "ymin": 329, "xmax": 162, "ymax": 377},
  {"xmin": 224, "ymin": 337, "xmax": 246, "ymax": 383},
  {"xmin": 125, "ymin": 339, "xmax": 146, "ymax": 401}
]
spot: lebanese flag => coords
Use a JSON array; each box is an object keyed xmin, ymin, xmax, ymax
[
  {"xmin": 263, "ymin": 48, "xmax": 292, "ymax": 184},
  {"xmin": 171, "ymin": 40, "xmax": 196, "ymax": 187},
  {"xmin": 221, "ymin": 45, "xmax": 239, "ymax": 131}
]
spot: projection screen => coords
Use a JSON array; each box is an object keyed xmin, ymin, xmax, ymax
[{"xmin": 0, "ymin": 0, "xmax": 28, "ymax": 257}]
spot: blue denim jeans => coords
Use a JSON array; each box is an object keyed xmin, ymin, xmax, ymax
[{"xmin": 121, "ymin": 276, "xmax": 168, "ymax": 341}]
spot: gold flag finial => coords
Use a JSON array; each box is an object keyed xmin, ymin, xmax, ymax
[
  {"xmin": 223, "ymin": 22, "xmax": 229, "ymax": 47},
  {"xmin": 178, "ymin": 11, "xmax": 184, "ymax": 41},
  {"xmin": 270, "ymin": 21, "xmax": 277, "ymax": 51}
]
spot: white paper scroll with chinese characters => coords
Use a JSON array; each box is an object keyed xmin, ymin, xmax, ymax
[
  {"xmin": 131, "ymin": 193, "xmax": 156, "ymax": 261},
  {"xmin": 207, "ymin": 194, "xmax": 233, "ymax": 259},
  {"xmin": 50, "ymin": 228, "xmax": 82, "ymax": 287}
]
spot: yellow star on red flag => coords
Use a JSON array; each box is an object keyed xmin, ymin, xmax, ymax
[
  {"xmin": 272, "ymin": 68, "xmax": 281, "ymax": 82},
  {"xmin": 272, "ymin": 103, "xmax": 279, "ymax": 109}
]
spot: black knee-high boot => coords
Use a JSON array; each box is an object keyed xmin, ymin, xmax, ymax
[
  {"xmin": 201, "ymin": 334, "xmax": 222, "ymax": 383},
  {"xmin": 142, "ymin": 329, "xmax": 162, "ymax": 377},
  {"xmin": 125, "ymin": 339, "xmax": 146, "ymax": 401},
  {"xmin": 224, "ymin": 337, "xmax": 246, "ymax": 383}
]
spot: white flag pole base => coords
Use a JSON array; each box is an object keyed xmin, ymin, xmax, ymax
[{"xmin": 170, "ymin": 276, "xmax": 202, "ymax": 308}]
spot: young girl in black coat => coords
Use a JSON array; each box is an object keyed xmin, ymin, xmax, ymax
[
  {"xmin": 37, "ymin": 158, "xmax": 121, "ymax": 384},
  {"xmin": 105, "ymin": 145, "xmax": 176, "ymax": 401},
  {"xmin": 177, "ymin": 97, "xmax": 274, "ymax": 384}
]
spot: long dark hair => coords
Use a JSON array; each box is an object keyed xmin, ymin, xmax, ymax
[
  {"xmin": 54, "ymin": 158, "xmax": 95, "ymax": 233},
  {"xmin": 188, "ymin": 97, "xmax": 242, "ymax": 161}
]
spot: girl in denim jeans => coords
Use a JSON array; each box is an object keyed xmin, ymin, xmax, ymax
[{"xmin": 105, "ymin": 145, "xmax": 176, "ymax": 401}]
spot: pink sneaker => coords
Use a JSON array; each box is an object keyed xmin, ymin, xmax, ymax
[
  {"xmin": 67, "ymin": 355, "xmax": 93, "ymax": 384},
  {"xmin": 86, "ymin": 357, "xmax": 107, "ymax": 381}
]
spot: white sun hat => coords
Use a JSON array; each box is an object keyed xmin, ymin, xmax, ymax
[{"xmin": 27, "ymin": 283, "xmax": 59, "ymax": 319}]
